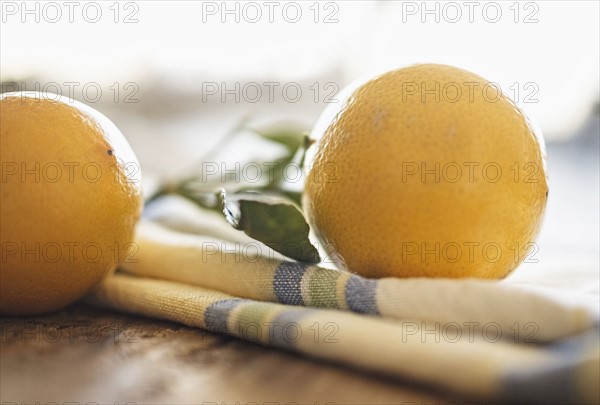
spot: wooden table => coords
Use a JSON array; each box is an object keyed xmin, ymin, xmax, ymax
[{"xmin": 1, "ymin": 303, "xmax": 459, "ymax": 404}]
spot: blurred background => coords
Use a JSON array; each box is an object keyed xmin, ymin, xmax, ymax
[{"xmin": 1, "ymin": 0, "xmax": 598, "ymax": 305}]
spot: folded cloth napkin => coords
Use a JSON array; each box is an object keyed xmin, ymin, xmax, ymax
[{"xmin": 89, "ymin": 220, "xmax": 600, "ymax": 403}]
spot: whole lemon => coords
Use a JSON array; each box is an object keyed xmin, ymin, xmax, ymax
[
  {"xmin": 0, "ymin": 92, "xmax": 143, "ymax": 315},
  {"xmin": 304, "ymin": 64, "xmax": 548, "ymax": 279}
]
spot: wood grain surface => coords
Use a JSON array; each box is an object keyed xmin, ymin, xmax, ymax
[{"xmin": 1, "ymin": 303, "xmax": 461, "ymax": 405}]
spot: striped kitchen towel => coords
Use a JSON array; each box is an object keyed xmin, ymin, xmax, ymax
[
  {"xmin": 89, "ymin": 273, "xmax": 600, "ymax": 404},
  {"xmin": 87, "ymin": 214, "xmax": 600, "ymax": 403}
]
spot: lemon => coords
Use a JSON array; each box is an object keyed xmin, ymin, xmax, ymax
[
  {"xmin": 0, "ymin": 92, "xmax": 143, "ymax": 315},
  {"xmin": 304, "ymin": 64, "xmax": 548, "ymax": 279}
]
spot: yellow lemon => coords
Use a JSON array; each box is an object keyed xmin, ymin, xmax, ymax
[
  {"xmin": 0, "ymin": 92, "xmax": 143, "ymax": 315},
  {"xmin": 304, "ymin": 64, "xmax": 548, "ymax": 279}
]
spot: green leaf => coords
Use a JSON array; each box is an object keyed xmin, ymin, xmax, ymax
[
  {"xmin": 279, "ymin": 190, "xmax": 303, "ymax": 207},
  {"xmin": 217, "ymin": 190, "xmax": 320, "ymax": 263},
  {"xmin": 245, "ymin": 128, "xmax": 315, "ymax": 203},
  {"xmin": 253, "ymin": 126, "xmax": 307, "ymax": 154}
]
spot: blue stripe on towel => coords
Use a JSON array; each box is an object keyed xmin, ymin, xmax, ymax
[
  {"xmin": 345, "ymin": 276, "xmax": 380, "ymax": 315},
  {"xmin": 204, "ymin": 298, "xmax": 243, "ymax": 334},
  {"xmin": 499, "ymin": 326, "xmax": 599, "ymax": 404},
  {"xmin": 500, "ymin": 360, "xmax": 579, "ymax": 404},
  {"xmin": 274, "ymin": 261, "xmax": 310, "ymax": 305}
]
